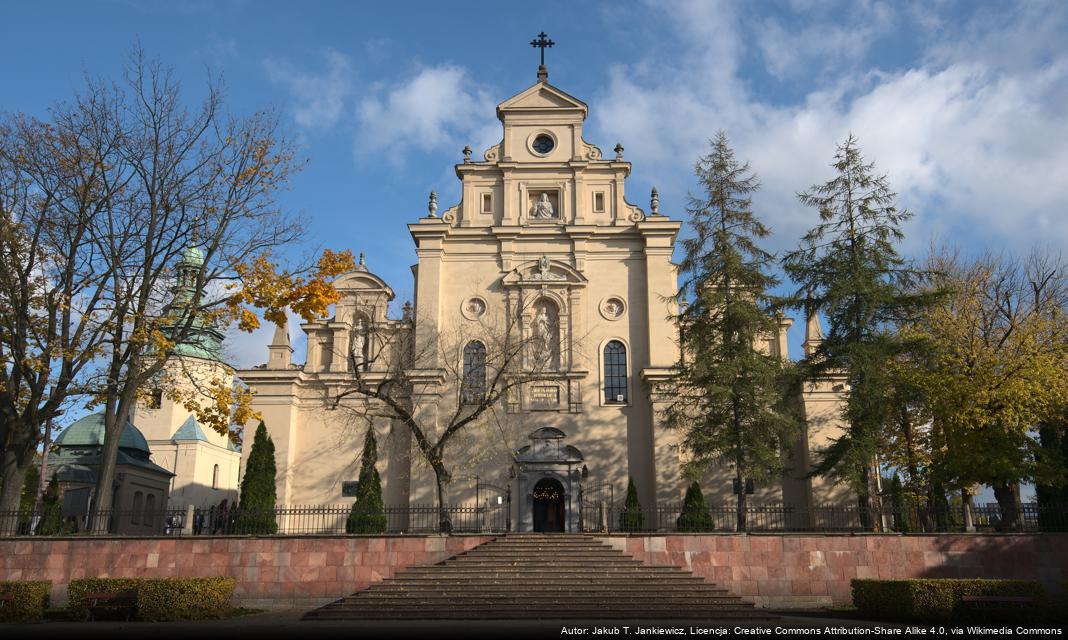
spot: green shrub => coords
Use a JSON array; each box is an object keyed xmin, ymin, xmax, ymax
[
  {"xmin": 852, "ymin": 579, "xmax": 1046, "ymax": 622},
  {"xmin": 67, "ymin": 577, "xmax": 235, "ymax": 622},
  {"xmin": 136, "ymin": 577, "xmax": 235, "ymax": 622},
  {"xmin": 346, "ymin": 426, "xmax": 387, "ymax": 534},
  {"xmin": 619, "ymin": 477, "xmax": 644, "ymax": 532},
  {"xmin": 676, "ymin": 481, "xmax": 714, "ymax": 532},
  {"xmin": 67, "ymin": 577, "xmax": 143, "ymax": 620},
  {"xmin": 0, "ymin": 580, "xmax": 51, "ymax": 622},
  {"xmin": 234, "ymin": 421, "xmax": 278, "ymax": 535}
]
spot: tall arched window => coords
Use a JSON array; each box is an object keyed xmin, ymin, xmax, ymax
[
  {"xmin": 461, "ymin": 341, "xmax": 487, "ymax": 405},
  {"xmin": 604, "ymin": 340, "xmax": 628, "ymax": 404},
  {"xmin": 212, "ymin": 464, "xmax": 220, "ymax": 489},
  {"xmin": 144, "ymin": 494, "xmax": 156, "ymax": 526},
  {"xmin": 131, "ymin": 491, "xmax": 143, "ymax": 524}
]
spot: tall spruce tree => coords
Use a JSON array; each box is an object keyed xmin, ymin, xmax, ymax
[
  {"xmin": 781, "ymin": 134, "xmax": 933, "ymax": 528},
  {"xmin": 619, "ymin": 477, "xmax": 644, "ymax": 532},
  {"xmin": 676, "ymin": 481, "xmax": 714, "ymax": 532},
  {"xmin": 664, "ymin": 132, "xmax": 801, "ymax": 531},
  {"xmin": 35, "ymin": 473, "xmax": 64, "ymax": 535},
  {"xmin": 346, "ymin": 425, "xmax": 387, "ymax": 534},
  {"xmin": 236, "ymin": 421, "xmax": 277, "ymax": 534}
]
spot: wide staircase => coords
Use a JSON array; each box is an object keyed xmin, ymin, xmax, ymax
[{"xmin": 305, "ymin": 533, "xmax": 772, "ymax": 620}]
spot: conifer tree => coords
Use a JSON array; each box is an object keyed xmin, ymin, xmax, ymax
[
  {"xmin": 781, "ymin": 134, "xmax": 934, "ymax": 528},
  {"xmin": 664, "ymin": 132, "xmax": 801, "ymax": 531},
  {"xmin": 35, "ymin": 473, "xmax": 63, "ymax": 535},
  {"xmin": 619, "ymin": 477, "xmax": 644, "ymax": 532},
  {"xmin": 236, "ymin": 421, "xmax": 277, "ymax": 534},
  {"xmin": 889, "ymin": 472, "xmax": 912, "ymax": 533},
  {"xmin": 676, "ymin": 481, "xmax": 714, "ymax": 532},
  {"xmin": 347, "ymin": 425, "xmax": 387, "ymax": 534}
]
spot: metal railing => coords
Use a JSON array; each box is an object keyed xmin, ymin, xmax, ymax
[
  {"xmin": 3, "ymin": 501, "xmax": 1064, "ymax": 537},
  {"xmin": 0, "ymin": 503, "xmax": 510, "ymax": 537},
  {"xmin": 578, "ymin": 501, "xmax": 1068, "ymax": 533}
]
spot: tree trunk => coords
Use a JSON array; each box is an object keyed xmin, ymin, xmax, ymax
[
  {"xmin": 0, "ymin": 444, "xmax": 33, "ymax": 534},
  {"xmin": 857, "ymin": 470, "xmax": 874, "ymax": 531},
  {"xmin": 992, "ymin": 481, "xmax": 1021, "ymax": 532},
  {"xmin": 434, "ymin": 467, "xmax": 453, "ymax": 534},
  {"xmin": 90, "ymin": 402, "xmax": 126, "ymax": 533},
  {"xmin": 736, "ymin": 477, "xmax": 748, "ymax": 532},
  {"xmin": 961, "ymin": 486, "xmax": 975, "ymax": 532}
]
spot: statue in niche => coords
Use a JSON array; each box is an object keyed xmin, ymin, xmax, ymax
[
  {"xmin": 532, "ymin": 303, "xmax": 560, "ymax": 370},
  {"xmin": 352, "ymin": 318, "xmax": 367, "ymax": 369},
  {"xmin": 532, "ymin": 192, "xmax": 555, "ymax": 219}
]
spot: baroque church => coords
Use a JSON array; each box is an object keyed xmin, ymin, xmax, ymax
[{"xmin": 238, "ymin": 59, "xmax": 851, "ymax": 532}]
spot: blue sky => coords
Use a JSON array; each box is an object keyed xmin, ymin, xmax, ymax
[{"xmin": 3, "ymin": 0, "xmax": 1066, "ymax": 371}]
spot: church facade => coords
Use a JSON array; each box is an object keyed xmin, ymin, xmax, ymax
[{"xmin": 239, "ymin": 66, "xmax": 850, "ymax": 531}]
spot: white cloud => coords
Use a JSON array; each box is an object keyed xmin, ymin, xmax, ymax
[
  {"xmin": 264, "ymin": 50, "xmax": 355, "ymax": 131},
  {"xmin": 756, "ymin": 4, "xmax": 894, "ymax": 80},
  {"xmin": 591, "ymin": 0, "xmax": 1068, "ymax": 255},
  {"xmin": 356, "ymin": 65, "xmax": 499, "ymax": 162}
]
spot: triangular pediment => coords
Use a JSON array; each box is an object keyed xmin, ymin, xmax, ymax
[
  {"xmin": 501, "ymin": 258, "xmax": 588, "ymax": 287},
  {"xmin": 497, "ymin": 82, "xmax": 587, "ymax": 118}
]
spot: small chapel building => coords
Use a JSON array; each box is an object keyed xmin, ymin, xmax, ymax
[{"xmin": 239, "ymin": 61, "xmax": 850, "ymax": 531}]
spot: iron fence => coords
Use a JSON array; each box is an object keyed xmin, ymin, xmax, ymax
[
  {"xmin": 2, "ymin": 501, "xmax": 1065, "ymax": 537},
  {"xmin": 577, "ymin": 501, "xmax": 1068, "ymax": 533},
  {"xmin": 0, "ymin": 503, "xmax": 510, "ymax": 537}
]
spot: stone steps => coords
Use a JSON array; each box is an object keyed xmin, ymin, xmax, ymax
[{"xmin": 304, "ymin": 534, "xmax": 769, "ymax": 621}]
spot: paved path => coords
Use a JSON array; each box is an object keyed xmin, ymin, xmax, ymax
[{"xmin": 2, "ymin": 610, "xmax": 907, "ymax": 639}]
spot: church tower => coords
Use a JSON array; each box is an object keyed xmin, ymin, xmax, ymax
[{"xmin": 132, "ymin": 244, "xmax": 242, "ymax": 509}]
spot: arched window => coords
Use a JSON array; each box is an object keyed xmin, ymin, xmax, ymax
[
  {"xmin": 212, "ymin": 464, "xmax": 220, "ymax": 489},
  {"xmin": 603, "ymin": 340, "xmax": 628, "ymax": 404},
  {"xmin": 131, "ymin": 491, "xmax": 143, "ymax": 524},
  {"xmin": 319, "ymin": 334, "xmax": 334, "ymax": 370},
  {"xmin": 144, "ymin": 494, "xmax": 156, "ymax": 526},
  {"xmin": 461, "ymin": 341, "xmax": 487, "ymax": 405}
]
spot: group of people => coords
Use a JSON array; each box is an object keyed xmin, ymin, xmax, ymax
[{"xmin": 165, "ymin": 499, "xmax": 236, "ymax": 535}]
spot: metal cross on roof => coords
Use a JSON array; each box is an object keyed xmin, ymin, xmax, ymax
[{"xmin": 530, "ymin": 31, "xmax": 555, "ymax": 66}]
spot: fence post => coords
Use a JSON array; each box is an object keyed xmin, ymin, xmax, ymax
[{"xmin": 182, "ymin": 504, "xmax": 195, "ymax": 536}]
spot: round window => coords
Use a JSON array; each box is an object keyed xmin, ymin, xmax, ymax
[{"xmin": 532, "ymin": 134, "xmax": 555, "ymax": 155}]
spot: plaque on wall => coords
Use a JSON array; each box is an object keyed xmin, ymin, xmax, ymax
[
  {"xmin": 530, "ymin": 385, "xmax": 561, "ymax": 410},
  {"xmin": 341, "ymin": 481, "xmax": 359, "ymax": 497}
]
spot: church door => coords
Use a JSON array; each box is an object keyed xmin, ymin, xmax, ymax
[{"xmin": 532, "ymin": 478, "xmax": 566, "ymax": 532}]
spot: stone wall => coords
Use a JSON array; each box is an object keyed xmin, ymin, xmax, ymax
[
  {"xmin": 0, "ymin": 535, "xmax": 492, "ymax": 608},
  {"xmin": 3, "ymin": 534, "xmax": 1066, "ymax": 610},
  {"xmin": 600, "ymin": 534, "xmax": 1068, "ymax": 608}
]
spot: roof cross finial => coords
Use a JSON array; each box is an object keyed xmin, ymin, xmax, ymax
[{"xmin": 530, "ymin": 31, "xmax": 554, "ymax": 82}]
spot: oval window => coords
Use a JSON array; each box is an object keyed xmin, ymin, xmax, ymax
[{"xmin": 532, "ymin": 134, "xmax": 555, "ymax": 154}]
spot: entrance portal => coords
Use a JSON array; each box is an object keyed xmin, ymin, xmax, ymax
[{"xmin": 532, "ymin": 478, "xmax": 566, "ymax": 532}]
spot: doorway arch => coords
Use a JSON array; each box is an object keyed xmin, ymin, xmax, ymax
[{"xmin": 532, "ymin": 478, "xmax": 566, "ymax": 532}]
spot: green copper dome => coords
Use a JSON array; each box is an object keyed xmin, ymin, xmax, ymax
[
  {"xmin": 179, "ymin": 245, "xmax": 205, "ymax": 267},
  {"xmin": 54, "ymin": 412, "xmax": 150, "ymax": 453}
]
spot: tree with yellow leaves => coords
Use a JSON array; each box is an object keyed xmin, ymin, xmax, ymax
[
  {"xmin": 902, "ymin": 248, "xmax": 1068, "ymax": 530},
  {"xmin": 0, "ymin": 47, "xmax": 354, "ymax": 526}
]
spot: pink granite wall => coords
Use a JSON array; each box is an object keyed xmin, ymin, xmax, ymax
[
  {"xmin": 600, "ymin": 534, "xmax": 1068, "ymax": 608},
  {"xmin": 5, "ymin": 534, "xmax": 1066, "ymax": 610},
  {"xmin": 0, "ymin": 535, "xmax": 493, "ymax": 607}
]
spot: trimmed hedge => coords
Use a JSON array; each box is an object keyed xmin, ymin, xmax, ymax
[
  {"xmin": 67, "ymin": 577, "xmax": 143, "ymax": 620},
  {"xmin": 0, "ymin": 580, "xmax": 51, "ymax": 622},
  {"xmin": 136, "ymin": 577, "xmax": 235, "ymax": 621},
  {"xmin": 67, "ymin": 577, "xmax": 235, "ymax": 621},
  {"xmin": 852, "ymin": 579, "xmax": 1046, "ymax": 622}
]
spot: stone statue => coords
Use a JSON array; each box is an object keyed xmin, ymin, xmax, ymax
[
  {"xmin": 533, "ymin": 305, "xmax": 559, "ymax": 369},
  {"xmin": 353, "ymin": 319, "xmax": 366, "ymax": 367},
  {"xmin": 533, "ymin": 193, "xmax": 555, "ymax": 219}
]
